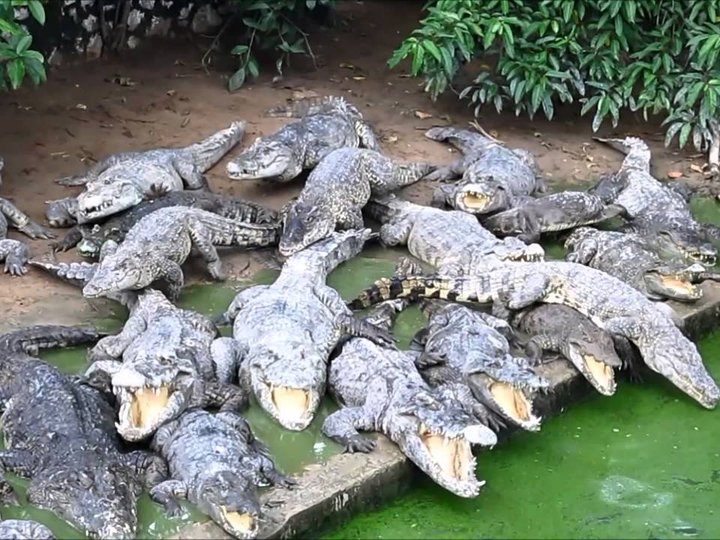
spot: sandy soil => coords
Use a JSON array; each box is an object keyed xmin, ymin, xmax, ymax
[{"xmin": 0, "ymin": 0, "xmax": 709, "ymax": 330}]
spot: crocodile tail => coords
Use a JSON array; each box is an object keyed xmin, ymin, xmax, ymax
[
  {"xmin": 0, "ymin": 324, "xmax": 106, "ymax": 353},
  {"xmin": 221, "ymin": 200, "xmax": 280, "ymax": 225},
  {"xmin": 424, "ymin": 126, "xmax": 493, "ymax": 155},
  {"xmin": 29, "ymin": 258, "xmax": 97, "ymax": 288},
  {"xmin": 396, "ymin": 161, "xmax": 438, "ymax": 187},
  {"xmin": 263, "ymin": 95, "xmax": 357, "ymax": 118},
  {"xmin": 347, "ymin": 275, "xmax": 464, "ymax": 310},
  {"xmin": 592, "ymin": 136, "xmax": 651, "ymax": 170},
  {"xmin": 364, "ymin": 194, "xmax": 413, "ymax": 224},
  {"xmin": 183, "ymin": 121, "xmax": 247, "ymax": 172}
]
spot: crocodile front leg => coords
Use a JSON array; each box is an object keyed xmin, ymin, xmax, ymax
[
  {"xmin": 125, "ymin": 449, "xmax": 169, "ymax": 492},
  {"xmin": 515, "ymin": 209, "xmax": 542, "ymax": 244},
  {"xmin": 355, "ymin": 120, "xmax": 381, "ymax": 151},
  {"xmin": 565, "ymin": 237, "xmax": 599, "ymax": 264},
  {"xmin": 439, "ymin": 383, "xmax": 505, "ymax": 432},
  {"xmin": 337, "ymin": 208, "xmax": 364, "ymax": 230},
  {"xmin": 51, "ymin": 226, "xmax": 84, "ymax": 252},
  {"xmin": 0, "ymin": 198, "xmax": 54, "ymax": 239},
  {"xmin": 156, "ymin": 259, "xmax": 185, "ymax": 302},
  {"xmin": 210, "ymin": 337, "xmax": 247, "ymax": 383},
  {"xmin": 214, "ymin": 286, "xmax": 269, "ymax": 326},
  {"xmin": 422, "ymin": 159, "xmax": 466, "ymax": 183},
  {"xmin": 322, "ymin": 406, "xmax": 376, "ymax": 453},
  {"xmin": 88, "ymin": 313, "xmax": 147, "ymax": 361},
  {"xmin": 0, "ymin": 240, "xmax": 29, "ymax": 276},
  {"xmin": 172, "ymin": 155, "xmax": 207, "ymax": 190},
  {"xmin": 335, "ymin": 312, "xmax": 396, "ymax": 348},
  {"xmin": 150, "ymin": 480, "xmax": 189, "ymax": 517},
  {"xmin": 496, "ymin": 274, "xmax": 551, "ymax": 312},
  {"xmin": 187, "ymin": 220, "xmax": 224, "ymax": 280},
  {"xmin": 84, "ymin": 359, "xmax": 124, "ymax": 378},
  {"xmin": 191, "ymin": 380, "xmax": 249, "ymax": 413},
  {"xmin": 379, "ymin": 217, "xmax": 413, "ymax": 246},
  {"xmin": 430, "ymin": 184, "xmax": 455, "ymax": 209},
  {"xmin": 522, "ymin": 334, "xmax": 558, "ymax": 365},
  {"xmin": 0, "ymin": 449, "xmax": 38, "ymax": 504}
]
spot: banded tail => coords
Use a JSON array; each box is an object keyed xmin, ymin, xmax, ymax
[
  {"xmin": 424, "ymin": 126, "xmax": 495, "ymax": 155},
  {"xmin": 347, "ymin": 274, "xmax": 470, "ymax": 310},
  {"xmin": 30, "ymin": 258, "xmax": 96, "ymax": 288},
  {"xmin": 0, "ymin": 324, "xmax": 107, "ymax": 354},
  {"xmin": 264, "ymin": 95, "xmax": 358, "ymax": 118},
  {"xmin": 592, "ymin": 136, "xmax": 651, "ymax": 171},
  {"xmin": 183, "ymin": 121, "xmax": 246, "ymax": 172}
]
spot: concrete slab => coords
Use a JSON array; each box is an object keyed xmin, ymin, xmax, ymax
[{"xmin": 175, "ymin": 281, "xmax": 720, "ymax": 540}]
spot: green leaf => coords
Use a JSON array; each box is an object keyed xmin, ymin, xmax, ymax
[
  {"xmin": 6, "ymin": 57, "xmax": 25, "ymax": 90},
  {"xmin": 231, "ymin": 45, "xmax": 249, "ymax": 56},
  {"xmin": 246, "ymin": 57, "xmax": 260, "ymax": 79},
  {"xmin": 27, "ymin": 0, "xmax": 45, "ymax": 25},
  {"xmin": 228, "ymin": 68, "xmax": 246, "ymax": 92},
  {"xmin": 15, "ymin": 34, "xmax": 31, "ymax": 55},
  {"xmin": 0, "ymin": 18, "xmax": 18, "ymax": 34},
  {"xmin": 664, "ymin": 121, "xmax": 683, "ymax": 147},
  {"xmin": 678, "ymin": 122, "xmax": 692, "ymax": 148},
  {"xmin": 411, "ymin": 45, "xmax": 425, "ymax": 76},
  {"xmin": 23, "ymin": 56, "xmax": 45, "ymax": 85},
  {"xmin": 422, "ymin": 40, "xmax": 442, "ymax": 63}
]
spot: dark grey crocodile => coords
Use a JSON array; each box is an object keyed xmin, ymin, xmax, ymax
[
  {"xmin": 85, "ymin": 288, "xmax": 249, "ymax": 442},
  {"xmin": 81, "ymin": 206, "xmax": 281, "ymax": 301},
  {"xmin": 45, "ymin": 196, "xmax": 79, "ymax": 228},
  {"xmin": 0, "ymin": 325, "xmax": 169, "ymax": 539},
  {"xmin": 279, "ymin": 148, "xmax": 434, "ymax": 256},
  {"xmin": 365, "ymin": 194, "xmax": 544, "ymax": 275},
  {"xmin": 0, "ymin": 518, "xmax": 54, "ymax": 540},
  {"xmin": 424, "ymin": 127, "xmax": 544, "ymax": 215},
  {"xmin": 324, "ymin": 299, "xmax": 497, "ymax": 498},
  {"xmin": 211, "ymin": 229, "xmax": 395, "ymax": 431},
  {"xmin": 481, "ymin": 191, "xmax": 626, "ymax": 243},
  {"xmin": 52, "ymin": 190, "xmax": 278, "ymax": 258},
  {"xmin": 55, "ymin": 121, "xmax": 245, "ymax": 224},
  {"xmin": 564, "ymin": 227, "xmax": 720, "ymax": 303},
  {"xmin": 151, "ymin": 409, "xmax": 295, "ymax": 539},
  {"xmin": 512, "ymin": 304, "xmax": 623, "ymax": 396},
  {"xmin": 348, "ymin": 259, "xmax": 720, "ymax": 409},
  {"xmin": 226, "ymin": 96, "xmax": 379, "ymax": 183}
]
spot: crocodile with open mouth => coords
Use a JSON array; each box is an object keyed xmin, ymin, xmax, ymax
[
  {"xmin": 279, "ymin": 147, "xmax": 434, "ymax": 256},
  {"xmin": 347, "ymin": 258, "xmax": 720, "ymax": 410},
  {"xmin": 324, "ymin": 298, "xmax": 498, "ymax": 498},
  {"xmin": 0, "ymin": 518, "xmax": 55, "ymax": 539},
  {"xmin": 0, "ymin": 325, "xmax": 169, "ymax": 539},
  {"xmin": 85, "ymin": 288, "xmax": 249, "ymax": 442},
  {"xmin": 54, "ymin": 121, "xmax": 245, "ymax": 224},
  {"xmin": 151, "ymin": 409, "xmax": 295, "ymax": 539},
  {"xmin": 51, "ymin": 189, "xmax": 278, "ymax": 257},
  {"xmin": 481, "ymin": 190, "xmax": 626, "ymax": 243},
  {"xmin": 81, "ymin": 206, "xmax": 281, "ymax": 302},
  {"xmin": 226, "ymin": 96, "xmax": 379, "ymax": 183},
  {"xmin": 423, "ymin": 126, "xmax": 545, "ymax": 215},
  {"xmin": 564, "ymin": 227, "xmax": 720, "ymax": 302},
  {"xmin": 211, "ymin": 229, "xmax": 396, "ymax": 431}
]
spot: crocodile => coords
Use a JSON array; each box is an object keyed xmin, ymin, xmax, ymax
[
  {"xmin": 56, "ymin": 121, "xmax": 246, "ymax": 224},
  {"xmin": 82, "ymin": 206, "xmax": 281, "ymax": 302},
  {"xmin": 324, "ymin": 298, "xmax": 498, "ymax": 498},
  {"xmin": 564, "ymin": 227, "xmax": 720, "ymax": 302},
  {"xmin": 85, "ymin": 288, "xmax": 249, "ymax": 442},
  {"xmin": 0, "ymin": 518, "xmax": 54, "ymax": 540},
  {"xmin": 151, "ymin": 409, "xmax": 295, "ymax": 539},
  {"xmin": 51, "ymin": 190, "xmax": 278, "ymax": 257},
  {"xmin": 593, "ymin": 136, "xmax": 717, "ymax": 266},
  {"xmin": 348, "ymin": 259, "xmax": 720, "ymax": 409},
  {"xmin": 0, "ymin": 198, "xmax": 53, "ymax": 276},
  {"xmin": 365, "ymin": 194, "xmax": 544, "ymax": 275},
  {"xmin": 481, "ymin": 190, "xmax": 626, "ymax": 243},
  {"xmin": 226, "ymin": 96, "xmax": 379, "ymax": 183},
  {"xmin": 45, "ymin": 196, "xmax": 79, "ymax": 228},
  {"xmin": 423, "ymin": 127, "xmax": 545, "ymax": 215},
  {"xmin": 279, "ymin": 147, "xmax": 434, "ymax": 256},
  {"xmin": 211, "ymin": 229, "xmax": 395, "ymax": 431},
  {"xmin": 511, "ymin": 303, "xmax": 623, "ymax": 396},
  {"xmin": 0, "ymin": 325, "xmax": 169, "ymax": 539},
  {"xmin": 0, "ymin": 198, "xmax": 55, "ymax": 240}
]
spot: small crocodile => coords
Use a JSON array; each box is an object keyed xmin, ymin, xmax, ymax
[
  {"xmin": 52, "ymin": 190, "xmax": 278, "ymax": 257},
  {"xmin": 85, "ymin": 288, "xmax": 249, "ymax": 442},
  {"xmin": 348, "ymin": 259, "xmax": 720, "ymax": 409},
  {"xmin": 279, "ymin": 147, "xmax": 434, "ymax": 256},
  {"xmin": 212, "ymin": 229, "xmax": 395, "ymax": 431},
  {"xmin": 0, "ymin": 325, "xmax": 169, "ymax": 539},
  {"xmin": 564, "ymin": 227, "xmax": 720, "ymax": 302},
  {"xmin": 82, "ymin": 206, "xmax": 281, "ymax": 301},
  {"xmin": 226, "ymin": 96, "xmax": 379, "ymax": 183},
  {"xmin": 151, "ymin": 409, "xmax": 295, "ymax": 539},
  {"xmin": 0, "ymin": 518, "xmax": 54, "ymax": 539},
  {"xmin": 512, "ymin": 304, "xmax": 623, "ymax": 396},
  {"xmin": 45, "ymin": 196, "xmax": 79, "ymax": 228},
  {"xmin": 481, "ymin": 191, "xmax": 626, "ymax": 243},
  {"xmin": 365, "ymin": 194, "xmax": 544, "ymax": 275},
  {"xmin": 325, "ymin": 298, "xmax": 497, "ymax": 498},
  {"xmin": 424, "ymin": 127, "xmax": 544, "ymax": 215},
  {"xmin": 56, "ymin": 121, "xmax": 245, "ymax": 224}
]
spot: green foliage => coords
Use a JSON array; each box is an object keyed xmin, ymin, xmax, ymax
[
  {"xmin": 227, "ymin": 0, "xmax": 335, "ymax": 92},
  {"xmin": 0, "ymin": 0, "xmax": 46, "ymax": 90},
  {"xmin": 390, "ymin": 0, "xmax": 720, "ymax": 152}
]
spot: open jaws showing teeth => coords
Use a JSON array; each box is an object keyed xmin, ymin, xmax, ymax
[
  {"xmin": 689, "ymin": 253, "xmax": 716, "ymax": 266},
  {"xmin": 582, "ymin": 354, "xmax": 616, "ymax": 396},
  {"xmin": 115, "ymin": 385, "xmax": 173, "ymax": 435},
  {"xmin": 489, "ymin": 381, "xmax": 541, "ymax": 431},
  {"xmin": 419, "ymin": 423, "xmax": 478, "ymax": 488},
  {"xmin": 81, "ymin": 200, "xmax": 115, "ymax": 215},
  {"xmin": 460, "ymin": 191, "xmax": 492, "ymax": 210}
]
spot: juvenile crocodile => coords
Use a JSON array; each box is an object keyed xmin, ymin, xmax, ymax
[
  {"xmin": 365, "ymin": 194, "xmax": 544, "ymax": 275},
  {"xmin": 85, "ymin": 288, "xmax": 249, "ymax": 442},
  {"xmin": 324, "ymin": 299, "xmax": 498, "ymax": 498},
  {"xmin": 564, "ymin": 227, "xmax": 720, "ymax": 302},
  {"xmin": 0, "ymin": 325, "xmax": 169, "ymax": 539},
  {"xmin": 45, "ymin": 196, "xmax": 79, "ymax": 228},
  {"xmin": 82, "ymin": 206, "xmax": 281, "ymax": 301},
  {"xmin": 0, "ymin": 518, "xmax": 54, "ymax": 540},
  {"xmin": 226, "ymin": 96, "xmax": 379, "ymax": 182},
  {"xmin": 511, "ymin": 304, "xmax": 622, "ymax": 396},
  {"xmin": 348, "ymin": 259, "xmax": 720, "ymax": 409},
  {"xmin": 424, "ymin": 127, "xmax": 544, "ymax": 215},
  {"xmin": 52, "ymin": 190, "xmax": 278, "ymax": 257},
  {"xmin": 211, "ymin": 229, "xmax": 395, "ymax": 431},
  {"xmin": 593, "ymin": 136, "xmax": 717, "ymax": 266},
  {"xmin": 279, "ymin": 148, "xmax": 434, "ymax": 256},
  {"xmin": 56, "ymin": 121, "xmax": 245, "ymax": 224},
  {"xmin": 151, "ymin": 409, "xmax": 295, "ymax": 539},
  {"xmin": 481, "ymin": 191, "xmax": 626, "ymax": 243}
]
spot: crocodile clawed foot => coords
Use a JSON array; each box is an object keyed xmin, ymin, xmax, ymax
[
  {"xmin": 342, "ymin": 435, "xmax": 376, "ymax": 454},
  {"xmin": 4, "ymin": 257, "xmax": 27, "ymax": 276},
  {"xmin": 163, "ymin": 499, "xmax": 185, "ymax": 518},
  {"xmin": 20, "ymin": 223, "xmax": 56, "ymax": 240},
  {"xmin": 0, "ymin": 480, "xmax": 18, "ymax": 506}
]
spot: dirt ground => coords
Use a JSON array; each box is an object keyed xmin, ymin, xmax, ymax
[{"xmin": 0, "ymin": 1, "xmax": 710, "ymax": 330}]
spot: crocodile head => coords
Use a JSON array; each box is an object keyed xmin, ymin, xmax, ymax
[
  {"xmin": 76, "ymin": 180, "xmax": 144, "ymax": 224},
  {"xmin": 453, "ymin": 177, "xmax": 511, "ymax": 215},
  {"xmin": 390, "ymin": 386, "xmax": 497, "ymax": 498},
  {"xmin": 278, "ymin": 201, "xmax": 333, "ymax": 257},
  {"xmin": 193, "ymin": 471, "xmax": 261, "ymax": 540},
  {"xmin": 652, "ymin": 227, "xmax": 716, "ymax": 267},
  {"xmin": 111, "ymin": 360, "xmax": 195, "ymax": 441},
  {"xmin": 226, "ymin": 138, "xmax": 293, "ymax": 181},
  {"xmin": 564, "ymin": 329, "xmax": 621, "ymax": 396},
  {"xmin": 83, "ymin": 253, "xmax": 146, "ymax": 298},
  {"xmin": 76, "ymin": 224, "xmax": 106, "ymax": 259},
  {"xmin": 27, "ymin": 457, "xmax": 140, "ymax": 539},
  {"xmin": 643, "ymin": 265, "xmax": 703, "ymax": 302}
]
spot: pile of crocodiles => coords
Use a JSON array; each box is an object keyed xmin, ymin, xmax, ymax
[{"xmin": 0, "ymin": 95, "xmax": 719, "ymax": 539}]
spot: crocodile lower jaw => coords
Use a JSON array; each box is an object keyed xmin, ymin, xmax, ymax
[
  {"xmin": 658, "ymin": 276, "xmax": 702, "ymax": 299},
  {"xmin": 687, "ymin": 252, "xmax": 716, "ymax": 266},
  {"xmin": 582, "ymin": 354, "xmax": 617, "ymax": 396},
  {"xmin": 270, "ymin": 386, "xmax": 313, "ymax": 427},
  {"xmin": 219, "ymin": 506, "xmax": 257, "ymax": 538},
  {"xmin": 459, "ymin": 191, "xmax": 492, "ymax": 211},
  {"xmin": 489, "ymin": 381, "xmax": 541, "ymax": 430},
  {"xmin": 116, "ymin": 385, "xmax": 172, "ymax": 431}
]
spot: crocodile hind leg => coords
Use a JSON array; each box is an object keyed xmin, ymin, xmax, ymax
[
  {"xmin": 336, "ymin": 208, "xmax": 364, "ymax": 230},
  {"xmin": 0, "ymin": 198, "xmax": 54, "ymax": 239},
  {"xmin": 336, "ymin": 312, "xmax": 396, "ymax": 348},
  {"xmin": 322, "ymin": 406, "xmax": 376, "ymax": 453},
  {"xmin": 51, "ymin": 226, "xmax": 84, "ymax": 252},
  {"xmin": 192, "ymin": 380, "xmax": 250, "ymax": 413},
  {"xmin": 379, "ymin": 217, "xmax": 413, "ymax": 246},
  {"xmin": 84, "ymin": 359, "xmax": 124, "ymax": 379},
  {"xmin": 172, "ymin": 155, "xmax": 208, "ymax": 190},
  {"xmin": 156, "ymin": 259, "xmax": 185, "ymax": 302},
  {"xmin": 0, "ymin": 240, "xmax": 29, "ymax": 276},
  {"xmin": 88, "ymin": 314, "xmax": 147, "ymax": 362},
  {"xmin": 0, "ymin": 449, "xmax": 38, "ymax": 504},
  {"xmin": 214, "ymin": 287, "xmax": 269, "ymax": 326},
  {"xmin": 187, "ymin": 219, "xmax": 225, "ymax": 280},
  {"xmin": 210, "ymin": 336, "xmax": 248, "ymax": 384},
  {"xmin": 355, "ymin": 120, "xmax": 381, "ymax": 151}
]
